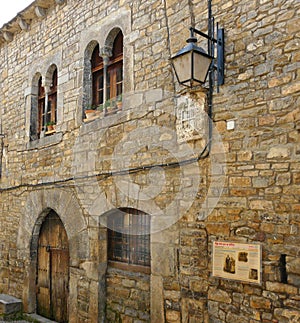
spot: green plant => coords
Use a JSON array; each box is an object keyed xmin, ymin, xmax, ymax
[
  {"xmin": 97, "ymin": 103, "xmax": 104, "ymax": 111},
  {"xmin": 104, "ymin": 99, "xmax": 111, "ymax": 108},
  {"xmin": 46, "ymin": 121, "xmax": 56, "ymax": 126},
  {"xmin": 111, "ymin": 99, "xmax": 116, "ymax": 107},
  {"xmin": 116, "ymin": 94, "xmax": 123, "ymax": 109},
  {"xmin": 1, "ymin": 311, "xmax": 25, "ymax": 321}
]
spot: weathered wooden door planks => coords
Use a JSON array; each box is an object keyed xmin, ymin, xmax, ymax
[{"xmin": 37, "ymin": 211, "xmax": 69, "ymax": 322}]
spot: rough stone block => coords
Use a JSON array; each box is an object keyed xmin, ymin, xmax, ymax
[
  {"xmin": 0, "ymin": 294, "xmax": 22, "ymax": 315},
  {"xmin": 286, "ymin": 257, "xmax": 300, "ymax": 275},
  {"xmin": 266, "ymin": 282, "xmax": 298, "ymax": 294},
  {"xmin": 166, "ymin": 310, "xmax": 181, "ymax": 322},
  {"xmin": 267, "ymin": 146, "xmax": 290, "ymax": 159},
  {"xmin": 250, "ymin": 295, "xmax": 271, "ymax": 309},
  {"xmin": 208, "ymin": 288, "xmax": 231, "ymax": 304}
]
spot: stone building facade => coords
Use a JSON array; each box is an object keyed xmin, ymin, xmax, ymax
[{"xmin": 0, "ymin": 0, "xmax": 299, "ymax": 322}]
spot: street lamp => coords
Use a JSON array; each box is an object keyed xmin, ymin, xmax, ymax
[
  {"xmin": 171, "ymin": 29, "xmax": 213, "ymax": 87},
  {"xmin": 170, "ymin": 0, "xmax": 225, "ymax": 156},
  {"xmin": 171, "ymin": 3, "xmax": 225, "ymax": 90}
]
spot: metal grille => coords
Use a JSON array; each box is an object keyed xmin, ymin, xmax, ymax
[{"xmin": 108, "ymin": 208, "xmax": 150, "ymax": 267}]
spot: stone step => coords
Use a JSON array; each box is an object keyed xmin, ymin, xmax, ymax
[
  {"xmin": 27, "ymin": 313, "xmax": 57, "ymax": 323},
  {"xmin": 0, "ymin": 294, "xmax": 22, "ymax": 318}
]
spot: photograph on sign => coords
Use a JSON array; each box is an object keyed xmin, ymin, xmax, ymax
[{"xmin": 212, "ymin": 241, "xmax": 261, "ymax": 284}]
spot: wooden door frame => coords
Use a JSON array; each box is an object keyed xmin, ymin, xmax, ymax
[{"xmin": 30, "ymin": 209, "xmax": 70, "ymax": 321}]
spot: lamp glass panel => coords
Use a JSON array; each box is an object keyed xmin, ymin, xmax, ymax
[
  {"xmin": 172, "ymin": 52, "xmax": 192, "ymax": 84},
  {"xmin": 193, "ymin": 52, "xmax": 212, "ymax": 83}
]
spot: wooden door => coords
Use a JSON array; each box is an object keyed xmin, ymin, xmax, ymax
[{"xmin": 37, "ymin": 211, "xmax": 69, "ymax": 322}]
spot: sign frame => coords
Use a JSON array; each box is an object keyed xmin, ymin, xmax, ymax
[{"xmin": 212, "ymin": 241, "xmax": 262, "ymax": 285}]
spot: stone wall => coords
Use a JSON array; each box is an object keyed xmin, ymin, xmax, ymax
[
  {"xmin": 106, "ymin": 267, "xmax": 150, "ymax": 322},
  {"xmin": 0, "ymin": 0, "xmax": 299, "ymax": 322}
]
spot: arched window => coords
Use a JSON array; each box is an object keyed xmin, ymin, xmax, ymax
[
  {"xmin": 91, "ymin": 45, "xmax": 104, "ymax": 107},
  {"xmin": 30, "ymin": 68, "xmax": 57, "ymax": 140},
  {"xmin": 106, "ymin": 31, "xmax": 123, "ymax": 102},
  {"xmin": 107, "ymin": 208, "xmax": 150, "ymax": 268},
  {"xmin": 90, "ymin": 30, "xmax": 123, "ymax": 115},
  {"xmin": 46, "ymin": 68, "xmax": 57, "ymax": 127}
]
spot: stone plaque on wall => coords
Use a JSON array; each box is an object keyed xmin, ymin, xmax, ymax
[
  {"xmin": 176, "ymin": 95, "xmax": 207, "ymax": 143},
  {"xmin": 212, "ymin": 241, "xmax": 262, "ymax": 284}
]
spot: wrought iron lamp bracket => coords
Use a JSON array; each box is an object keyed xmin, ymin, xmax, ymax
[{"xmin": 188, "ymin": 25, "xmax": 225, "ymax": 91}]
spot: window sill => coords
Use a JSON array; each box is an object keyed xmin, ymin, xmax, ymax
[
  {"xmin": 27, "ymin": 132, "xmax": 63, "ymax": 150},
  {"xmin": 45, "ymin": 129, "xmax": 56, "ymax": 135},
  {"xmin": 108, "ymin": 261, "xmax": 151, "ymax": 274},
  {"xmin": 83, "ymin": 106, "xmax": 122, "ymax": 123}
]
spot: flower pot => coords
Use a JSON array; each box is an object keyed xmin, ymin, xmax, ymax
[
  {"xmin": 46, "ymin": 124, "xmax": 56, "ymax": 132},
  {"xmin": 85, "ymin": 109, "xmax": 96, "ymax": 119},
  {"xmin": 117, "ymin": 101, "xmax": 122, "ymax": 111}
]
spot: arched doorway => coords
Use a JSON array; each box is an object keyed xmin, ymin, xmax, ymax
[{"xmin": 36, "ymin": 210, "xmax": 69, "ymax": 322}]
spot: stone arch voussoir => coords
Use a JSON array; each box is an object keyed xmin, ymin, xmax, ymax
[
  {"xmin": 45, "ymin": 63, "xmax": 58, "ymax": 88},
  {"xmin": 18, "ymin": 188, "xmax": 88, "ymax": 262}
]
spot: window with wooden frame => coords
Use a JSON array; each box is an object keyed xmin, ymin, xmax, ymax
[
  {"xmin": 91, "ymin": 31, "xmax": 123, "ymax": 109},
  {"xmin": 91, "ymin": 45, "xmax": 104, "ymax": 107},
  {"xmin": 106, "ymin": 31, "xmax": 123, "ymax": 102},
  {"xmin": 45, "ymin": 68, "xmax": 57, "ymax": 135},
  {"xmin": 36, "ymin": 69, "xmax": 57, "ymax": 137},
  {"xmin": 46, "ymin": 68, "xmax": 57, "ymax": 127},
  {"xmin": 108, "ymin": 208, "xmax": 150, "ymax": 270}
]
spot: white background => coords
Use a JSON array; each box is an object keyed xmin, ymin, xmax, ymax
[{"xmin": 0, "ymin": 0, "xmax": 33, "ymax": 27}]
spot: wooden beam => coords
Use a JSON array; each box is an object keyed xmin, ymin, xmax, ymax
[
  {"xmin": 3, "ymin": 31, "xmax": 13, "ymax": 42},
  {"xmin": 17, "ymin": 17, "xmax": 29, "ymax": 31},
  {"xmin": 35, "ymin": 6, "xmax": 46, "ymax": 18}
]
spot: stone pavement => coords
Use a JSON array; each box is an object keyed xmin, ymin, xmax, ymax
[{"xmin": 0, "ymin": 313, "xmax": 56, "ymax": 322}]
